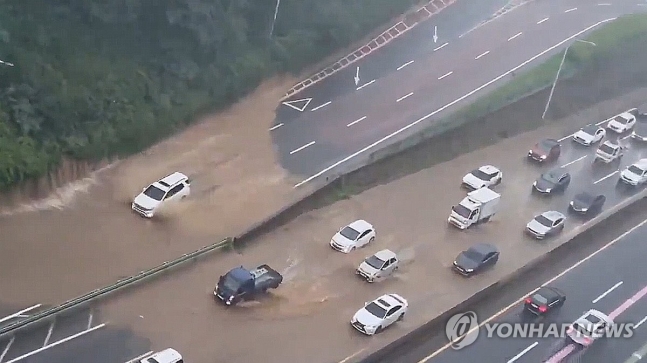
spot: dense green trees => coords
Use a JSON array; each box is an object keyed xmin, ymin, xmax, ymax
[{"xmin": 0, "ymin": 0, "xmax": 419, "ymax": 189}]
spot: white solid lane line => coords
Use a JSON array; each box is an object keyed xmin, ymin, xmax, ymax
[
  {"xmin": 290, "ymin": 141, "xmax": 316, "ymax": 155},
  {"xmin": 396, "ymin": 92, "xmax": 414, "ymax": 102},
  {"xmin": 311, "ymin": 101, "xmax": 331, "ymax": 111},
  {"xmin": 565, "ymin": 7, "xmax": 578, "ymax": 13},
  {"xmin": 417, "ymin": 186, "xmax": 640, "ymax": 363},
  {"xmin": 508, "ymin": 32, "xmax": 523, "ymax": 41},
  {"xmin": 347, "ymin": 116, "xmax": 367, "ymax": 127},
  {"xmin": 269, "ymin": 123, "xmax": 283, "ymax": 131},
  {"xmin": 537, "ymin": 17, "xmax": 549, "ymax": 24},
  {"xmin": 594, "ymin": 170, "xmax": 619, "ymax": 184},
  {"xmin": 0, "ymin": 337, "xmax": 15, "ymax": 362},
  {"xmin": 598, "ymin": 3, "xmax": 611, "ymax": 5},
  {"xmin": 87, "ymin": 312, "xmax": 93, "ymax": 330},
  {"xmin": 43, "ymin": 321, "xmax": 55, "ymax": 347},
  {"xmin": 0, "ymin": 304, "xmax": 42, "ymax": 323},
  {"xmin": 438, "ymin": 71, "xmax": 453, "ymax": 80},
  {"xmin": 560, "ymin": 155, "xmax": 587, "ymax": 168},
  {"xmin": 5, "ymin": 324, "xmax": 107, "ymax": 363},
  {"xmin": 397, "ymin": 60, "xmax": 414, "ymax": 71},
  {"xmin": 357, "ymin": 79, "xmax": 376, "ymax": 91},
  {"xmin": 636, "ymin": 316, "xmax": 647, "ymax": 329},
  {"xmin": 593, "ymin": 281, "xmax": 624, "ymax": 303},
  {"xmin": 507, "ymin": 342, "xmax": 539, "ymax": 363},
  {"xmin": 295, "ymin": 18, "xmax": 616, "ymax": 189},
  {"xmin": 434, "ymin": 42, "xmax": 448, "ymax": 52},
  {"xmin": 621, "ymin": 134, "xmax": 632, "ymax": 140},
  {"xmin": 475, "ymin": 51, "xmax": 490, "ymax": 60}
]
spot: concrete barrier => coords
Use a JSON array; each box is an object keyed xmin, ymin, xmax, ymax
[{"xmin": 357, "ymin": 188, "xmax": 647, "ymax": 363}]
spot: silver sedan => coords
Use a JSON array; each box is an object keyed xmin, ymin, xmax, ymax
[{"xmin": 526, "ymin": 211, "xmax": 566, "ymax": 239}]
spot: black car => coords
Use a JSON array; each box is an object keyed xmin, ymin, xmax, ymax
[
  {"xmin": 453, "ymin": 243, "xmax": 499, "ymax": 277},
  {"xmin": 533, "ymin": 168, "xmax": 571, "ymax": 194},
  {"xmin": 524, "ymin": 286, "xmax": 566, "ymax": 315},
  {"xmin": 569, "ymin": 192, "xmax": 606, "ymax": 215}
]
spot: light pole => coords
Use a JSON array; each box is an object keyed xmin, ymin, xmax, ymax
[
  {"xmin": 269, "ymin": 0, "xmax": 281, "ymax": 38},
  {"xmin": 542, "ymin": 39, "xmax": 596, "ymax": 119}
]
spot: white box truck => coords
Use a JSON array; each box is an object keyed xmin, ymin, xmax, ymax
[{"xmin": 448, "ymin": 187, "xmax": 501, "ymax": 230}]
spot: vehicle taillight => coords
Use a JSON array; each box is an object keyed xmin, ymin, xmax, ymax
[
  {"xmin": 538, "ymin": 306, "xmax": 547, "ymax": 313},
  {"xmin": 525, "ymin": 298, "xmax": 532, "ymax": 304},
  {"xmin": 583, "ymin": 336, "xmax": 592, "ymax": 345}
]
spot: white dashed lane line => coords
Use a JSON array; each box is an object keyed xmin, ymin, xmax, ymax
[
  {"xmin": 310, "ymin": 101, "xmax": 331, "ymax": 111},
  {"xmin": 598, "ymin": 3, "xmax": 611, "ymax": 5},
  {"xmin": 438, "ymin": 71, "xmax": 453, "ymax": 80},
  {"xmin": 433, "ymin": 42, "xmax": 448, "ymax": 52},
  {"xmin": 397, "ymin": 60, "xmax": 414, "ymax": 71},
  {"xmin": 537, "ymin": 17, "xmax": 549, "ymax": 24},
  {"xmin": 565, "ymin": 7, "xmax": 578, "ymax": 13},
  {"xmin": 289, "ymin": 141, "xmax": 315, "ymax": 155},
  {"xmin": 269, "ymin": 123, "xmax": 283, "ymax": 131},
  {"xmin": 508, "ymin": 32, "xmax": 523, "ymax": 41},
  {"xmin": 356, "ymin": 79, "xmax": 375, "ymax": 91},
  {"xmin": 347, "ymin": 116, "xmax": 367, "ymax": 127},
  {"xmin": 594, "ymin": 170, "xmax": 619, "ymax": 184},
  {"xmin": 592, "ymin": 281, "xmax": 623, "ymax": 303},
  {"xmin": 560, "ymin": 155, "xmax": 587, "ymax": 168},
  {"xmin": 475, "ymin": 51, "xmax": 490, "ymax": 60},
  {"xmin": 396, "ymin": 92, "xmax": 414, "ymax": 103}
]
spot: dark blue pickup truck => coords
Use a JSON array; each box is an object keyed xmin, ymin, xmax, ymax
[{"xmin": 214, "ymin": 264, "xmax": 283, "ymax": 306}]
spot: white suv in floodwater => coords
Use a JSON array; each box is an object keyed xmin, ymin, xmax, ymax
[{"xmin": 132, "ymin": 172, "xmax": 191, "ymax": 218}]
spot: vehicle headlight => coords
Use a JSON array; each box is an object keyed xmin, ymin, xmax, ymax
[
  {"xmin": 581, "ymin": 208, "xmax": 588, "ymax": 212},
  {"xmin": 545, "ymin": 188, "xmax": 552, "ymax": 192},
  {"xmin": 365, "ymin": 325, "xmax": 379, "ymax": 332},
  {"xmin": 466, "ymin": 268, "xmax": 474, "ymax": 272},
  {"xmin": 540, "ymin": 155, "xmax": 547, "ymax": 160},
  {"xmin": 533, "ymin": 181, "xmax": 537, "ymax": 187},
  {"xmin": 528, "ymin": 150, "xmax": 533, "ymax": 154}
]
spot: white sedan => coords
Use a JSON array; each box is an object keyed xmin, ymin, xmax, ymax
[
  {"xmin": 330, "ymin": 220, "xmax": 375, "ymax": 253},
  {"xmin": 350, "ymin": 293, "xmax": 408, "ymax": 335},
  {"xmin": 606, "ymin": 111, "xmax": 636, "ymax": 133},
  {"xmin": 461, "ymin": 165, "xmax": 502, "ymax": 190},
  {"xmin": 572, "ymin": 124, "xmax": 606, "ymax": 146}
]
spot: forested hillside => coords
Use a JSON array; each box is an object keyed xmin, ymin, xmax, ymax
[{"xmin": 0, "ymin": 0, "xmax": 420, "ymax": 189}]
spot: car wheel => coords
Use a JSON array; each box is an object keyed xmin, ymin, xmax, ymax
[
  {"xmin": 375, "ymin": 326, "xmax": 383, "ymax": 334},
  {"xmin": 368, "ymin": 237, "xmax": 375, "ymax": 244},
  {"xmin": 398, "ymin": 312, "xmax": 405, "ymax": 321}
]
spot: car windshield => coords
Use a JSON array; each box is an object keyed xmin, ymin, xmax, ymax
[
  {"xmin": 471, "ymin": 169, "xmax": 493, "ymax": 180},
  {"xmin": 575, "ymin": 193, "xmax": 593, "ymax": 204},
  {"xmin": 539, "ymin": 140, "xmax": 554, "ymax": 152},
  {"xmin": 452, "ymin": 204, "xmax": 472, "ymax": 218},
  {"xmin": 146, "ymin": 359, "xmax": 161, "ymax": 363},
  {"xmin": 532, "ymin": 294, "xmax": 548, "ymax": 304},
  {"xmin": 340, "ymin": 226, "xmax": 360, "ymax": 241},
  {"xmin": 365, "ymin": 255, "xmax": 386, "ymax": 269},
  {"xmin": 599, "ymin": 144, "xmax": 616, "ymax": 154},
  {"xmin": 541, "ymin": 172, "xmax": 560, "ymax": 184},
  {"xmin": 628, "ymin": 165, "xmax": 645, "ymax": 175},
  {"xmin": 143, "ymin": 185, "xmax": 166, "ymax": 201},
  {"xmin": 572, "ymin": 322, "xmax": 594, "ymax": 336},
  {"xmin": 581, "ymin": 125, "xmax": 598, "ymax": 136},
  {"xmin": 535, "ymin": 215, "xmax": 553, "ymax": 227},
  {"xmin": 615, "ymin": 115, "xmax": 630, "ymax": 124},
  {"xmin": 221, "ymin": 275, "xmax": 241, "ymax": 292},
  {"xmin": 364, "ymin": 302, "xmax": 387, "ymax": 319}
]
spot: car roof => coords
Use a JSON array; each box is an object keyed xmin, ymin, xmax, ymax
[
  {"xmin": 477, "ymin": 165, "xmax": 500, "ymax": 174},
  {"xmin": 145, "ymin": 348, "xmax": 182, "ymax": 362},
  {"xmin": 373, "ymin": 293, "xmax": 407, "ymax": 308},
  {"xmin": 158, "ymin": 172, "xmax": 188, "ymax": 187},
  {"xmin": 468, "ymin": 242, "xmax": 498, "ymax": 254},
  {"xmin": 373, "ymin": 249, "xmax": 397, "ymax": 261},
  {"xmin": 601, "ymin": 140, "xmax": 619, "ymax": 148},
  {"xmin": 579, "ymin": 309, "xmax": 611, "ymax": 324},
  {"xmin": 348, "ymin": 219, "xmax": 372, "ymax": 232},
  {"xmin": 582, "ymin": 124, "xmax": 599, "ymax": 133},
  {"xmin": 632, "ymin": 159, "xmax": 647, "ymax": 169},
  {"xmin": 540, "ymin": 210, "xmax": 565, "ymax": 221},
  {"xmin": 544, "ymin": 168, "xmax": 567, "ymax": 178},
  {"xmin": 539, "ymin": 138, "xmax": 559, "ymax": 147},
  {"xmin": 536, "ymin": 286, "xmax": 561, "ymax": 299},
  {"xmin": 619, "ymin": 112, "xmax": 634, "ymax": 119}
]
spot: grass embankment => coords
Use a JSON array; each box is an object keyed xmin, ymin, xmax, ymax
[{"xmin": 445, "ymin": 14, "xmax": 647, "ymax": 124}]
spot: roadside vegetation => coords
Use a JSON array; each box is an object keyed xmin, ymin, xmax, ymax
[
  {"xmin": 445, "ymin": 14, "xmax": 647, "ymax": 127},
  {"xmin": 0, "ymin": 0, "xmax": 422, "ymax": 189}
]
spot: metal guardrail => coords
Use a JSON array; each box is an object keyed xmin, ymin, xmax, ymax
[{"xmin": 0, "ymin": 237, "xmax": 232, "ymax": 339}]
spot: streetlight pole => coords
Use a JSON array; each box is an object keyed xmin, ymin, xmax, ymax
[
  {"xmin": 542, "ymin": 39, "xmax": 596, "ymax": 119},
  {"xmin": 269, "ymin": 0, "xmax": 281, "ymax": 38}
]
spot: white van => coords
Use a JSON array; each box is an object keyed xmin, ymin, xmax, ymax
[{"xmin": 140, "ymin": 348, "xmax": 183, "ymax": 363}]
